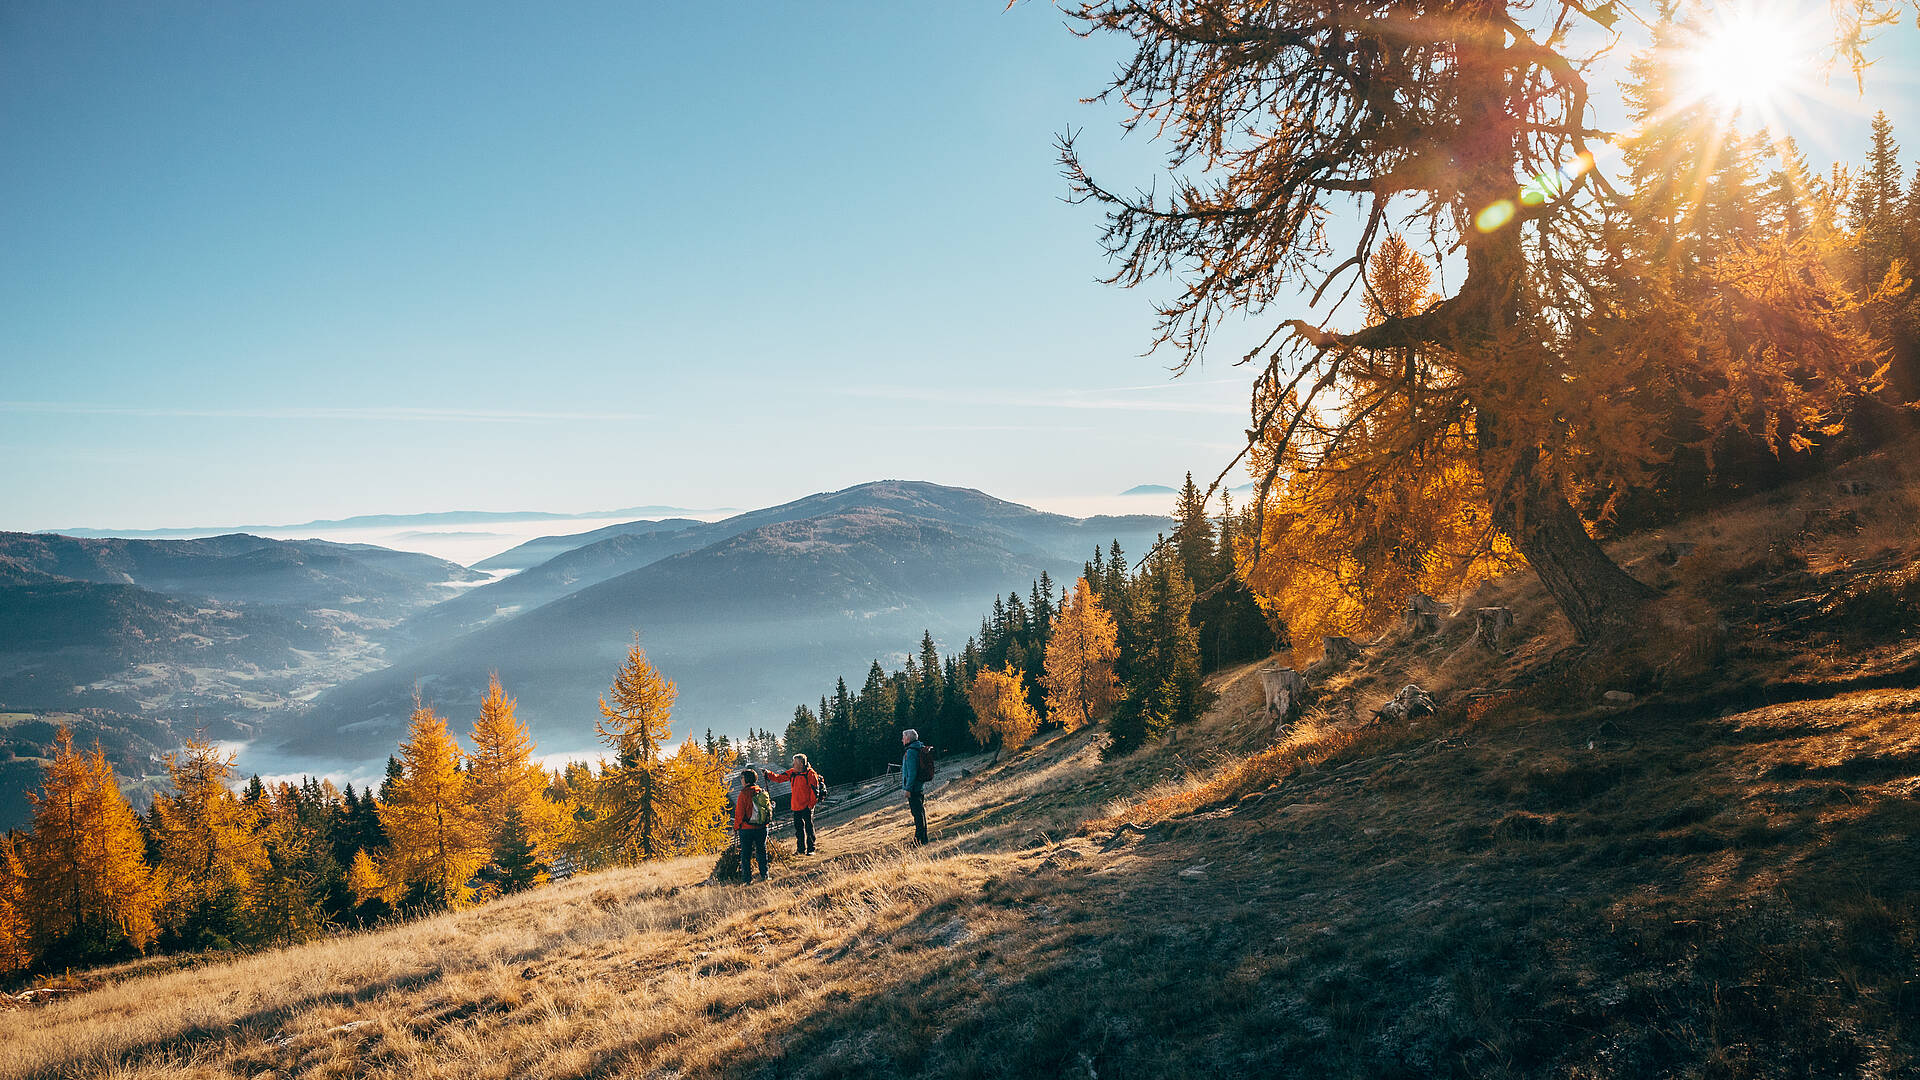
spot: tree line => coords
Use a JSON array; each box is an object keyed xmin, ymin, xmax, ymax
[
  {"xmin": 0, "ymin": 641, "xmax": 731, "ymax": 974},
  {"xmin": 781, "ymin": 478, "xmax": 1280, "ymax": 779}
]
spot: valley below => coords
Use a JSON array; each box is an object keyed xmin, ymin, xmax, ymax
[{"xmin": 0, "ymin": 482, "xmax": 1171, "ymax": 826}]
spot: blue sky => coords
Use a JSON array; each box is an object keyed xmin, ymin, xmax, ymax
[{"xmin": 3, "ymin": 2, "xmax": 1916, "ymax": 533}]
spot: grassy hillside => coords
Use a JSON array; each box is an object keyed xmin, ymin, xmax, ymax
[{"xmin": 7, "ymin": 454, "xmax": 1918, "ymax": 1079}]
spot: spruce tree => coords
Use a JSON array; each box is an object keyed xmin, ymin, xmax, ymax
[
  {"xmin": 486, "ymin": 806, "xmax": 546, "ymax": 894},
  {"xmin": 1106, "ymin": 546, "xmax": 1209, "ymax": 757},
  {"xmin": 1171, "ymin": 473, "xmax": 1218, "ymax": 589},
  {"xmin": 914, "ymin": 631, "xmax": 945, "ymax": 742},
  {"xmin": 856, "ymin": 661, "xmax": 893, "ymax": 767},
  {"xmin": 1100, "ymin": 540, "xmax": 1136, "ymax": 681},
  {"xmin": 941, "ymin": 657, "xmax": 977, "ymax": 751},
  {"xmin": 828, "ymin": 678, "xmax": 856, "ymax": 777},
  {"xmin": 784, "ymin": 704, "xmax": 821, "ymax": 766}
]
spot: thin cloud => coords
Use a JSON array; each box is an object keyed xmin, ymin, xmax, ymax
[
  {"xmin": 1086, "ymin": 376, "xmax": 1246, "ymax": 393},
  {"xmin": 848, "ymin": 387, "xmax": 1242, "ymax": 416},
  {"xmin": 0, "ymin": 402, "xmax": 650, "ymax": 423}
]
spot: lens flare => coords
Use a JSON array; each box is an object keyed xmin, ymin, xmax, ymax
[{"xmin": 1475, "ymin": 200, "xmax": 1516, "ymax": 233}]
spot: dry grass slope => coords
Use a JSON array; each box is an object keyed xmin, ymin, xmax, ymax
[{"xmin": 6, "ymin": 443, "xmax": 1920, "ymax": 1079}]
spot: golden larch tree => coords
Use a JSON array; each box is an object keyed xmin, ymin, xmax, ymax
[
  {"xmin": 1060, "ymin": 1, "xmax": 1887, "ymax": 644},
  {"xmin": 345, "ymin": 849, "xmax": 386, "ymax": 905},
  {"xmin": 661, "ymin": 737, "xmax": 732, "ymax": 856},
  {"xmin": 968, "ymin": 665, "xmax": 1041, "ymax": 761},
  {"xmin": 379, "ymin": 701, "xmax": 490, "ymax": 908},
  {"xmin": 148, "ymin": 737, "xmax": 265, "ymax": 938},
  {"xmin": 1237, "ymin": 236, "xmax": 1517, "ymax": 646},
  {"xmin": 586, "ymin": 637, "xmax": 681, "ymax": 862},
  {"xmin": 0, "ymin": 833, "xmax": 29, "ymax": 973},
  {"xmin": 19, "ymin": 726, "xmax": 158, "ymax": 958},
  {"xmin": 465, "ymin": 674, "xmax": 562, "ymax": 861},
  {"xmin": 1042, "ymin": 577, "xmax": 1122, "ymax": 728}
]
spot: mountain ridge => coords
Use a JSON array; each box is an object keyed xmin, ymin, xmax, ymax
[
  {"xmin": 285, "ymin": 481, "xmax": 1171, "ymax": 761},
  {"xmin": 400, "ymin": 480, "xmax": 1171, "ymax": 647}
]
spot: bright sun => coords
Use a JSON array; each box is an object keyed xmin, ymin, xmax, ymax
[{"xmin": 1681, "ymin": 9, "xmax": 1810, "ymax": 118}]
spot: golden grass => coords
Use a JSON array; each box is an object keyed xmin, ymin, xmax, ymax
[{"xmin": 1085, "ymin": 710, "xmax": 1389, "ymax": 832}]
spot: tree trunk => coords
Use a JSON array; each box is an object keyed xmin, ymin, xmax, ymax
[
  {"xmin": 1445, "ymin": 0, "xmax": 1654, "ymax": 644},
  {"xmin": 1484, "ymin": 434, "xmax": 1654, "ymax": 642}
]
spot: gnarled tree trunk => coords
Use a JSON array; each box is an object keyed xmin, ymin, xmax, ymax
[
  {"xmin": 1448, "ymin": 5, "xmax": 1656, "ymax": 645},
  {"xmin": 1482, "ymin": 427, "xmax": 1654, "ymax": 642}
]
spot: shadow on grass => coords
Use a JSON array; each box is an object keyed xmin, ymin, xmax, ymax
[{"xmin": 577, "ymin": 688, "xmax": 1920, "ymax": 1080}]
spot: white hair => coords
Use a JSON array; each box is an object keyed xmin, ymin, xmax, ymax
[
  {"xmin": 902, "ymin": 728, "xmax": 919, "ymax": 742},
  {"xmin": 791, "ymin": 752, "xmax": 809, "ymax": 767}
]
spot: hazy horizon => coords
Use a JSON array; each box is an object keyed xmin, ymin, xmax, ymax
[{"xmin": 14, "ymin": 480, "xmax": 1191, "ymax": 567}]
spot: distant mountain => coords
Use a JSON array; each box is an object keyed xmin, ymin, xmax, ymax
[
  {"xmin": 0, "ymin": 533, "xmax": 484, "ymax": 618},
  {"xmin": 403, "ymin": 483, "xmax": 1168, "ymax": 646},
  {"xmin": 1121, "ymin": 482, "xmax": 1257, "ymax": 497},
  {"xmin": 47, "ymin": 505, "xmax": 730, "ymax": 540},
  {"xmin": 471, "ymin": 517, "xmax": 706, "ymax": 572},
  {"xmin": 0, "ymin": 557, "xmax": 322, "ymax": 713},
  {"xmin": 284, "ymin": 482, "xmax": 1170, "ymax": 761},
  {"xmin": 404, "ymin": 527, "xmax": 717, "ymax": 643}
]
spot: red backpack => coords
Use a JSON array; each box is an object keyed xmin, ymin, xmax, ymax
[{"xmin": 916, "ymin": 744, "xmax": 936, "ymax": 781}]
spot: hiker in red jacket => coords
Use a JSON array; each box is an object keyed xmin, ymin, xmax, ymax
[
  {"xmin": 733, "ymin": 769, "xmax": 771, "ymax": 883},
  {"xmin": 764, "ymin": 753, "xmax": 825, "ymax": 856}
]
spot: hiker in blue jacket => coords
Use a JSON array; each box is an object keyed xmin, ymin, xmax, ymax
[{"xmin": 901, "ymin": 728, "xmax": 930, "ymax": 844}]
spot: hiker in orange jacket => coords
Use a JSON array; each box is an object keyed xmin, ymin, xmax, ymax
[
  {"xmin": 733, "ymin": 769, "xmax": 771, "ymax": 883},
  {"xmin": 764, "ymin": 753, "xmax": 824, "ymax": 856}
]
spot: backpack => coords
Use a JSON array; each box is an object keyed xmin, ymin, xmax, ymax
[
  {"xmin": 749, "ymin": 786, "xmax": 773, "ymax": 827},
  {"xmin": 810, "ymin": 769, "xmax": 827, "ymax": 797},
  {"xmin": 916, "ymin": 744, "xmax": 936, "ymax": 782}
]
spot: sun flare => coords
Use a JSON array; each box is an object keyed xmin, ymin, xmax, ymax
[{"xmin": 1680, "ymin": 7, "xmax": 1812, "ymax": 119}]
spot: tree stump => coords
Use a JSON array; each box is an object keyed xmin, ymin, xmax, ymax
[
  {"xmin": 1323, "ymin": 636, "xmax": 1361, "ymax": 664},
  {"xmin": 1259, "ymin": 666, "xmax": 1306, "ymax": 726},
  {"xmin": 1306, "ymin": 635, "xmax": 1362, "ymax": 681},
  {"xmin": 1373, "ymin": 684, "xmax": 1437, "ymax": 724},
  {"xmin": 1473, "ymin": 607, "xmax": 1514, "ymax": 652}
]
